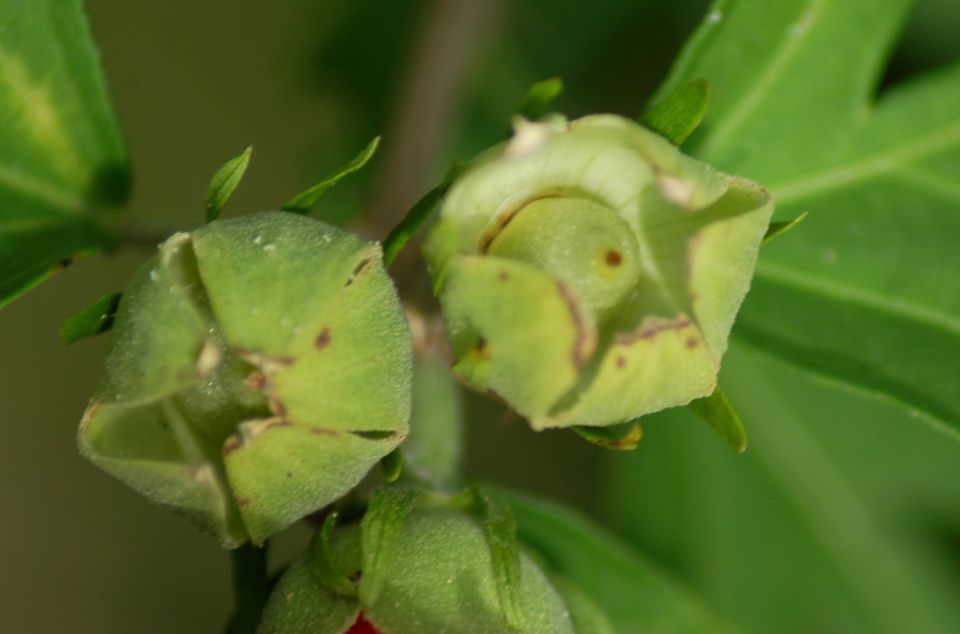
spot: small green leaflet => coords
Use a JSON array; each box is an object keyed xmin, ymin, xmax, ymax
[
  {"xmin": 313, "ymin": 512, "xmax": 358, "ymax": 598},
  {"xmin": 59, "ymin": 291, "xmax": 122, "ymax": 345},
  {"xmin": 687, "ymin": 386, "xmax": 748, "ymax": 453},
  {"xmin": 381, "ymin": 162, "xmax": 464, "ymax": 267},
  {"xmin": 640, "ymin": 78, "xmax": 711, "ymax": 145},
  {"xmin": 282, "ymin": 137, "xmax": 380, "ymax": 214},
  {"xmin": 379, "ymin": 448, "xmax": 403, "ymax": 483},
  {"xmin": 658, "ymin": 0, "xmax": 960, "ymax": 441},
  {"xmin": 0, "ymin": 0, "xmax": 129, "ymax": 307},
  {"xmin": 359, "ymin": 486, "xmax": 419, "ymax": 605},
  {"xmin": 763, "ymin": 211, "xmax": 808, "ymax": 244},
  {"xmin": 205, "ymin": 146, "xmax": 251, "ymax": 222},
  {"xmin": 572, "ymin": 421, "xmax": 643, "ymax": 451},
  {"xmin": 514, "ymin": 76, "xmax": 564, "ymax": 121}
]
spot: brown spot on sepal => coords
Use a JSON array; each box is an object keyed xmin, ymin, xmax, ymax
[
  {"xmin": 615, "ymin": 355, "xmax": 627, "ymax": 369},
  {"xmin": 246, "ymin": 371, "xmax": 267, "ymax": 391},
  {"xmin": 314, "ymin": 327, "xmax": 332, "ymax": 350},
  {"xmin": 605, "ymin": 250, "xmax": 622, "ymax": 267},
  {"xmin": 685, "ymin": 336, "xmax": 699, "ymax": 349},
  {"xmin": 472, "ymin": 336, "xmax": 491, "ymax": 360},
  {"xmin": 498, "ymin": 270, "xmax": 510, "ymax": 282}
]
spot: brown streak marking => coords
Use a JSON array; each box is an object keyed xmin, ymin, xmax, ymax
[
  {"xmin": 269, "ymin": 398, "xmax": 287, "ymax": 418},
  {"xmin": 236, "ymin": 497, "xmax": 251, "ymax": 509},
  {"xmin": 556, "ymin": 281, "xmax": 589, "ymax": 369},
  {"xmin": 498, "ymin": 270, "xmax": 509, "ymax": 282},
  {"xmin": 308, "ymin": 427, "xmax": 336, "ymax": 436},
  {"xmin": 223, "ymin": 436, "xmax": 243, "ymax": 456},
  {"xmin": 686, "ymin": 336, "xmax": 699, "ymax": 349},
  {"xmin": 264, "ymin": 419, "xmax": 291, "ymax": 431},
  {"xmin": 615, "ymin": 355, "xmax": 627, "ymax": 369},
  {"xmin": 616, "ymin": 319, "xmax": 691, "ymax": 345},
  {"xmin": 314, "ymin": 327, "xmax": 332, "ymax": 350},
  {"xmin": 477, "ymin": 192, "xmax": 563, "ymax": 254},
  {"xmin": 345, "ymin": 257, "xmax": 372, "ymax": 286}
]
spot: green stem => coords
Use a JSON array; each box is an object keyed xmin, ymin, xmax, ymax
[{"xmin": 226, "ymin": 542, "xmax": 270, "ymax": 634}]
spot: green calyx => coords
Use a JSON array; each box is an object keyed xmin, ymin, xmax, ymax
[
  {"xmin": 424, "ymin": 114, "xmax": 773, "ymax": 429},
  {"xmin": 78, "ymin": 212, "xmax": 412, "ymax": 546},
  {"xmin": 259, "ymin": 488, "xmax": 609, "ymax": 634}
]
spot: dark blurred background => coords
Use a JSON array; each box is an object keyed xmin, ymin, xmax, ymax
[{"xmin": 2, "ymin": 1, "xmax": 960, "ymax": 632}]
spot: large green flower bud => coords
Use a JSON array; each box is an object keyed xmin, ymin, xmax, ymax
[
  {"xmin": 423, "ymin": 115, "xmax": 773, "ymax": 429},
  {"xmin": 78, "ymin": 212, "xmax": 411, "ymax": 546},
  {"xmin": 259, "ymin": 489, "xmax": 609, "ymax": 633}
]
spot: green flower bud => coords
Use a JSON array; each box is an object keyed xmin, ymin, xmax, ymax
[
  {"xmin": 78, "ymin": 212, "xmax": 411, "ymax": 546},
  {"xmin": 423, "ymin": 115, "xmax": 773, "ymax": 429},
  {"xmin": 259, "ymin": 491, "xmax": 607, "ymax": 634}
]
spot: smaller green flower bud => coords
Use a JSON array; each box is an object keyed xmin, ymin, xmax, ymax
[
  {"xmin": 423, "ymin": 115, "xmax": 773, "ymax": 429},
  {"xmin": 259, "ymin": 488, "xmax": 609, "ymax": 634},
  {"xmin": 78, "ymin": 212, "xmax": 412, "ymax": 546}
]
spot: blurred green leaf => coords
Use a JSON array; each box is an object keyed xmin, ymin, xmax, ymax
[
  {"xmin": 659, "ymin": 0, "xmax": 960, "ymax": 440},
  {"xmin": 0, "ymin": 0, "xmax": 129, "ymax": 307},
  {"xmin": 687, "ymin": 387, "xmax": 747, "ymax": 453},
  {"xmin": 640, "ymin": 78, "xmax": 711, "ymax": 145},
  {"xmin": 205, "ymin": 146, "xmax": 251, "ymax": 222},
  {"xmin": 59, "ymin": 291, "xmax": 121, "ymax": 345},
  {"xmin": 609, "ymin": 345, "xmax": 960, "ymax": 633},
  {"xmin": 282, "ymin": 136, "xmax": 380, "ymax": 214},
  {"xmin": 515, "ymin": 76, "xmax": 564, "ymax": 121},
  {"xmin": 492, "ymin": 487, "xmax": 737, "ymax": 633}
]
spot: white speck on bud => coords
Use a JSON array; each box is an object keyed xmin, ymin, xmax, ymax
[
  {"xmin": 506, "ymin": 117, "xmax": 551, "ymax": 158},
  {"xmin": 657, "ymin": 173, "xmax": 696, "ymax": 207},
  {"xmin": 263, "ymin": 244, "xmax": 276, "ymax": 253},
  {"xmin": 707, "ymin": 10, "xmax": 722, "ymax": 23},
  {"xmin": 196, "ymin": 337, "xmax": 222, "ymax": 377}
]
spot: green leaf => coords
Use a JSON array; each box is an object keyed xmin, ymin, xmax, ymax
[
  {"xmin": 640, "ymin": 78, "xmax": 711, "ymax": 145},
  {"xmin": 359, "ymin": 485, "xmax": 419, "ymax": 605},
  {"xmin": 515, "ymin": 76, "xmax": 564, "ymax": 121},
  {"xmin": 659, "ymin": 0, "xmax": 960, "ymax": 439},
  {"xmin": 490, "ymin": 487, "xmax": 737, "ymax": 633},
  {"xmin": 282, "ymin": 136, "xmax": 380, "ymax": 214},
  {"xmin": 762, "ymin": 211, "xmax": 807, "ymax": 244},
  {"xmin": 59, "ymin": 291, "xmax": 122, "ymax": 345},
  {"xmin": 0, "ymin": 0, "xmax": 129, "ymax": 306},
  {"xmin": 381, "ymin": 162, "xmax": 464, "ymax": 267},
  {"xmin": 609, "ymin": 344, "xmax": 960, "ymax": 633},
  {"xmin": 686, "ymin": 387, "xmax": 747, "ymax": 453},
  {"xmin": 572, "ymin": 421, "xmax": 643, "ymax": 451},
  {"xmin": 205, "ymin": 146, "xmax": 251, "ymax": 222}
]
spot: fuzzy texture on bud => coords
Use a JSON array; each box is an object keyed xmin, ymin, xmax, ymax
[
  {"xmin": 78, "ymin": 212, "xmax": 412, "ymax": 546},
  {"xmin": 423, "ymin": 114, "xmax": 773, "ymax": 429},
  {"xmin": 258, "ymin": 497, "xmax": 610, "ymax": 634}
]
